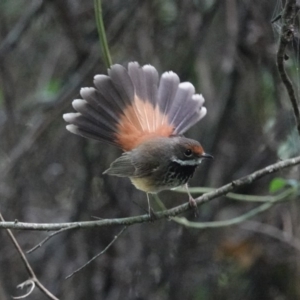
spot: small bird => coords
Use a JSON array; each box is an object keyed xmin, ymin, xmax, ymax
[{"xmin": 63, "ymin": 62, "xmax": 212, "ymax": 215}]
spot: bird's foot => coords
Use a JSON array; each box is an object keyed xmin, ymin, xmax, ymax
[{"xmin": 189, "ymin": 197, "xmax": 199, "ymax": 217}]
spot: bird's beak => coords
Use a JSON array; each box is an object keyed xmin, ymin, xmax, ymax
[{"xmin": 201, "ymin": 153, "xmax": 214, "ymax": 160}]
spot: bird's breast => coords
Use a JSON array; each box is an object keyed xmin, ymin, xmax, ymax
[
  {"xmin": 130, "ymin": 162, "xmax": 197, "ymax": 193},
  {"xmin": 163, "ymin": 162, "xmax": 196, "ymax": 187}
]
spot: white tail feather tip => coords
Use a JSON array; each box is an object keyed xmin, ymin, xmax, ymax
[
  {"xmin": 80, "ymin": 87, "xmax": 95, "ymax": 98},
  {"xmin": 161, "ymin": 71, "xmax": 179, "ymax": 80},
  {"xmin": 142, "ymin": 64, "xmax": 155, "ymax": 71},
  {"xmin": 200, "ymin": 107, "xmax": 207, "ymax": 118},
  {"xmin": 63, "ymin": 112, "xmax": 81, "ymax": 123},
  {"xmin": 178, "ymin": 82, "xmax": 195, "ymax": 92},
  {"xmin": 192, "ymin": 94, "xmax": 205, "ymax": 105},
  {"xmin": 72, "ymin": 99, "xmax": 87, "ymax": 110},
  {"xmin": 94, "ymin": 74, "xmax": 107, "ymax": 81},
  {"xmin": 66, "ymin": 124, "xmax": 79, "ymax": 134},
  {"xmin": 128, "ymin": 61, "xmax": 140, "ymax": 68}
]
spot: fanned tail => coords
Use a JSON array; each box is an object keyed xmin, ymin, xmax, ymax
[{"xmin": 63, "ymin": 62, "xmax": 206, "ymax": 151}]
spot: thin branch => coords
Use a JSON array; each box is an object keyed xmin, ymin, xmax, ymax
[
  {"xmin": 0, "ymin": 213, "xmax": 59, "ymax": 300},
  {"xmin": 277, "ymin": 0, "xmax": 300, "ymax": 135},
  {"xmin": 27, "ymin": 226, "xmax": 79, "ymax": 254},
  {"xmin": 153, "ymin": 188, "xmax": 295, "ymax": 228},
  {"xmin": 12, "ymin": 280, "xmax": 35, "ymax": 299},
  {"xmin": 240, "ymin": 220, "xmax": 300, "ymax": 252},
  {"xmin": 174, "ymin": 187, "xmax": 284, "ymax": 202},
  {"xmin": 65, "ymin": 226, "xmax": 127, "ymax": 279},
  {"xmin": 0, "ymin": 155, "xmax": 299, "ymax": 231},
  {"xmin": 94, "ymin": 0, "xmax": 112, "ymax": 68},
  {"xmin": 170, "ymin": 188, "xmax": 295, "ymax": 229}
]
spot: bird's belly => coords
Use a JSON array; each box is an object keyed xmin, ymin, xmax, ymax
[
  {"xmin": 130, "ymin": 177, "xmax": 183, "ymax": 193},
  {"xmin": 130, "ymin": 177, "xmax": 159, "ymax": 193}
]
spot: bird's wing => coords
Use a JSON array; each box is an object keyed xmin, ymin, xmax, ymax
[{"xmin": 103, "ymin": 151, "xmax": 159, "ymax": 178}]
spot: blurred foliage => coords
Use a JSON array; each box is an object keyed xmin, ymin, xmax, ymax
[
  {"xmin": 0, "ymin": 0, "xmax": 300, "ymax": 299},
  {"xmin": 269, "ymin": 177, "xmax": 288, "ymax": 193}
]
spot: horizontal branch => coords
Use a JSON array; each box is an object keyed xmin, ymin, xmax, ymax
[
  {"xmin": 174, "ymin": 187, "xmax": 282, "ymax": 202},
  {"xmin": 0, "ymin": 156, "xmax": 300, "ymax": 231},
  {"xmin": 170, "ymin": 188, "xmax": 294, "ymax": 228}
]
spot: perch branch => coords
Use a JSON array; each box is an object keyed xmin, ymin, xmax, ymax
[{"xmin": 0, "ymin": 155, "xmax": 299, "ymax": 231}]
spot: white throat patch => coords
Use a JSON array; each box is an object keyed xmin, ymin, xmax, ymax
[{"xmin": 171, "ymin": 157, "xmax": 202, "ymax": 166}]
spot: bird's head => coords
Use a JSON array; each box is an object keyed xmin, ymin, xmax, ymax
[{"xmin": 170, "ymin": 136, "xmax": 213, "ymax": 166}]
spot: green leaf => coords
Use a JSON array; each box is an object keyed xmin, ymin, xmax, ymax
[
  {"xmin": 46, "ymin": 79, "xmax": 61, "ymax": 94},
  {"xmin": 269, "ymin": 178, "xmax": 287, "ymax": 193}
]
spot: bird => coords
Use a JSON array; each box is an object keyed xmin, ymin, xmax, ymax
[{"xmin": 63, "ymin": 62, "xmax": 212, "ymax": 215}]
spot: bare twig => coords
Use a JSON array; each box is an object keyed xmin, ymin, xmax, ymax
[
  {"xmin": 170, "ymin": 188, "xmax": 295, "ymax": 228},
  {"xmin": 0, "ymin": 155, "xmax": 299, "ymax": 231},
  {"xmin": 12, "ymin": 279, "xmax": 35, "ymax": 299},
  {"xmin": 277, "ymin": 0, "xmax": 300, "ymax": 135},
  {"xmin": 153, "ymin": 188, "xmax": 295, "ymax": 228},
  {"xmin": 174, "ymin": 187, "xmax": 288, "ymax": 202},
  {"xmin": 65, "ymin": 226, "xmax": 127, "ymax": 279},
  {"xmin": 0, "ymin": 213, "xmax": 59, "ymax": 300},
  {"xmin": 27, "ymin": 226, "xmax": 79, "ymax": 254},
  {"xmin": 240, "ymin": 220, "xmax": 300, "ymax": 252},
  {"xmin": 94, "ymin": 0, "xmax": 112, "ymax": 67}
]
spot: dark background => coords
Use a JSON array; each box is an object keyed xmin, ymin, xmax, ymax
[{"xmin": 1, "ymin": 0, "xmax": 300, "ymax": 299}]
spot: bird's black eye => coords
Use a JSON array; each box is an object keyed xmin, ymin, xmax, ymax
[{"xmin": 184, "ymin": 149, "xmax": 192, "ymax": 157}]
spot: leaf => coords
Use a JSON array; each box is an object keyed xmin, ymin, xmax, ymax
[{"xmin": 269, "ymin": 178, "xmax": 287, "ymax": 193}]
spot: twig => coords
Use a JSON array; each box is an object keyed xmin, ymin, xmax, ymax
[
  {"xmin": 65, "ymin": 226, "xmax": 127, "ymax": 279},
  {"xmin": 240, "ymin": 220, "xmax": 300, "ymax": 252},
  {"xmin": 0, "ymin": 155, "xmax": 300, "ymax": 231},
  {"xmin": 174, "ymin": 187, "xmax": 285, "ymax": 202},
  {"xmin": 12, "ymin": 279, "xmax": 35, "ymax": 299},
  {"xmin": 277, "ymin": 0, "xmax": 300, "ymax": 135},
  {"xmin": 153, "ymin": 187, "xmax": 295, "ymax": 228},
  {"xmin": 27, "ymin": 226, "xmax": 79, "ymax": 254},
  {"xmin": 94, "ymin": 0, "xmax": 112, "ymax": 67},
  {"xmin": 0, "ymin": 212, "xmax": 59, "ymax": 300},
  {"xmin": 170, "ymin": 188, "xmax": 295, "ymax": 228}
]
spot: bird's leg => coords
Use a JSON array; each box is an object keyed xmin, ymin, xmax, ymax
[
  {"xmin": 185, "ymin": 183, "xmax": 196, "ymax": 207},
  {"xmin": 146, "ymin": 192, "xmax": 151, "ymax": 216},
  {"xmin": 185, "ymin": 183, "xmax": 199, "ymax": 217},
  {"xmin": 146, "ymin": 193, "xmax": 157, "ymax": 221}
]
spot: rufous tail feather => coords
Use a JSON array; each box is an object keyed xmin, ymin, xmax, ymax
[{"xmin": 63, "ymin": 62, "xmax": 207, "ymax": 151}]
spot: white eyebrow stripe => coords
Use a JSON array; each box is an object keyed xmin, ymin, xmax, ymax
[{"xmin": 171, "ymin": 157, "xmax": 202, "ymax": 166}]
